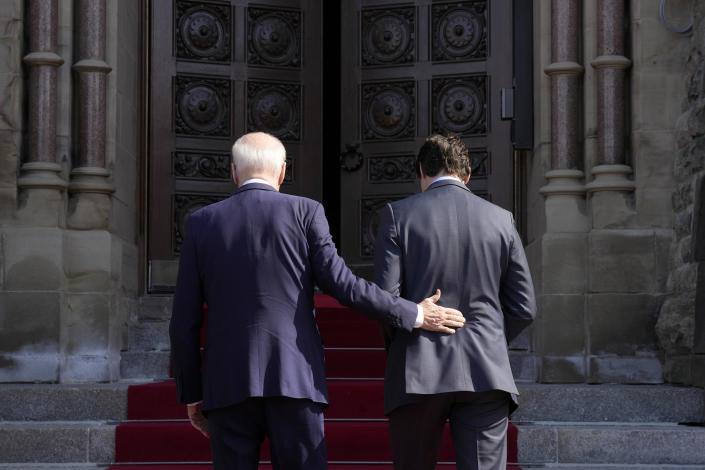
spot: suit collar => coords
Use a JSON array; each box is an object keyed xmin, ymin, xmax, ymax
[
  {"xmin": 427, "ymin": 178, "xmax": 471, "ymax": 193},
  {"xmin": 235, "ymin": 182, "xmax": 278, "ymax": 195}
]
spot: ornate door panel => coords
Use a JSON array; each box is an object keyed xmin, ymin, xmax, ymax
[
  {"xmin": 339, "ymin": 0, "xmax": 513, "ymax": 277},
  {"xmin": 148, "ymin": 0, "xmax": 322, "ymax": 291}
]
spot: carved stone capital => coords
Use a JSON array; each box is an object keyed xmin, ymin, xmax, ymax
[
  {"xmin": 590, "ymin": 54, "xmax": 631, "ymax": 70},
  {"xmin": 586, "ymin": 164, "xmax": 635, "ymax": 193},
  {"xmin": 540, "ymin": 169, "xmax": 586, "ymax": 197},
  {"xmin": 23, "ymin": 51, "xmax": 64, "ymax": 67},
  {"xmin": 17, "ymin": 162, "xmax": 67, "ymax": 191},
  {"xmin": 544, "ymin": 61, "xmax": 584, "ymax": 76},
  {"xmin": 68, "ymin": 167, "xmax": 115, "ymax": 194},
  {"xmin": 72, "ymin": 59, "xmax": 112, "ymax": 73}
]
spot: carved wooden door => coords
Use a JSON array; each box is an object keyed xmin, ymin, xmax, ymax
[
  {"xmin": 148, "ymin": 0, "xmax": 322, "ymax": 291},
  {"xmin": 338, "ymin": 0, "xmax": 514, "ymax": 277}
]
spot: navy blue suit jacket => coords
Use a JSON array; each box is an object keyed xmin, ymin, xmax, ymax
[{"xmin": 170, "ymin": 183, "xmax": 418, "ymax": 411}]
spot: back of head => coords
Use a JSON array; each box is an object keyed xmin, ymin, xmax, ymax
[
  {"xmin": 416, "ymin": 134, "xmax": 471, "ymax": 179},
  {"xmin": 231, "ymin": 132, "xmax": 286, "ymax": 179}
]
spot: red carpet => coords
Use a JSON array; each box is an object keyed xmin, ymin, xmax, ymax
[{"xmin": 111, "ymin": 295, "xmax": 520, "ymax": 469}]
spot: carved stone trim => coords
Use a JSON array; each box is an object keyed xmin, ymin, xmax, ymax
[{"xmin": 586, "ymin": 164, "xmax": 635, "ymax": 193}]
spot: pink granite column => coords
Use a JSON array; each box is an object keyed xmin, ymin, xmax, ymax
[
  {"xmin": 69, "ymin": 0, "xmax": 114, "ymax": 227},
  {"xmin": 587, "ymin": 0, "xmax": 634, "ymax": 193},
  {"xmin": 18, "ymin": 0, "xmax": 66, "ymax": 194},
  {"xmin": 540, "ymin": 0, "xmax": 588, "ymax": 232}
]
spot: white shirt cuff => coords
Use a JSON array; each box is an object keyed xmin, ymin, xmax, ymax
[{"xmin": 414, "ymin": 304, "xmax": 424, "ymax": 328}]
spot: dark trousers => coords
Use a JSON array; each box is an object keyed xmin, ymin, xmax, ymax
[
  {"xmin": 389, "ymin": 390, "xmax": 510, "ymax": 470},
  {"xmin": 207, "ymin": 396, "xmax": 327, "ymax": 470}
]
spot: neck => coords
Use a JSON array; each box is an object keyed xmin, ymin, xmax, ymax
[{"xmin": 238, "ymin": 174, "xmax": 279, "ymax": 190}]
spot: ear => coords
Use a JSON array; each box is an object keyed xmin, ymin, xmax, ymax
[
  {"xmin": 231, "ymin": 163, "xmax": 239, "ymax": 185},
  {"xmin": 277, "ymin": 161, "xmax": 286, "ymax": 186},
  {"xmin": 463, "ymin": 168, "xmax": 471, "ymax": 184}
]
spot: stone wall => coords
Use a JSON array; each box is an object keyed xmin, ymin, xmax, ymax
[
  {"xmin": 527, "ymin": 1, "xmax": 692, "ymax": 384},
  {"xmin": 0, "ymin": 0, "xmax": 141, "ymax": 383},
  {"xmin": 658, "ymin": 0, "xmax": 705, "ymax": 387}
]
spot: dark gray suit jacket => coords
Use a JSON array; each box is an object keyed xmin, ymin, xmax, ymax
[
  {"xmin": 374, "ymin": 179, "xmax": 536, "ymax": 415},
  {"xmin": 170, "ymin": 183, "xmax": 418, "ymax": 411}
]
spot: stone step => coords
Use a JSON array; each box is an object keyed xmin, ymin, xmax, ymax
[
  {"xmin": 0, "ymin": 384, "xmax": 128, "ymax": 421},
  {"xmin": 2, "ymin": 382, "xmax": 701, "ymax": 424},
  {"xmin": 0, "ymin": 422, "xmax": 115, "ymax": 464},
  {"xmin": 516, "ymin": 422, "xmax": 705, "ymax": 465},
  {"xmin": 512, "ymin": 384, "xmax": 704, "ymax": 423},
  {"xmin": 119, "ymin": 351, "xmax": 170, "ymax": 380}
]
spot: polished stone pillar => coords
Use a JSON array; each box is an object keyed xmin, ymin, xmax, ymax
[
  {"xmin": 586, "ymin": 0, "xmax": 634, "ymax": 228},
  {"xmin": 69, "ymin": 0, "xmax": 114, "ymax": 228},
  {"xmin": 18, "ymin": 0, "xmax": 66, "ymax": 221},
  {"xmin": 540, "ymin": 0, "xmax": 588, "ymax": 232},
  {"xmin": 587, "ymin": 0, "xmax": 634, "ymax": 194}
]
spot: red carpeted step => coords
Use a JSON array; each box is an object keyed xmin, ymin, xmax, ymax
[
  {"xmin": 127, "ymin": 380, "xmax": 385, "ymax": 420},
  {"xmin": 314, "ymin": 296, "xmax": 385, "ymax": 348},
  {"xmin": 106, "ymin": 463, "xmax": 513, "ymax": 469},
  {"xmin": 325, "ymin": 348, "xmax": 387, "ymax": 378},
  {"xmin": 115, "ymin": 421, "xmax": 458, "ymax": 463}
]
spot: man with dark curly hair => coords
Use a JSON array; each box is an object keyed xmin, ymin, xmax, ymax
[{"xmin": 374, "ymin": 133, "xmax": 536, "ymax": 470}]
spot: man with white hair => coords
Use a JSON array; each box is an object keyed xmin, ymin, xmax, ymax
[{"xmin": 170, "ymin": 132, "xmax": 466, "ymax": 470}]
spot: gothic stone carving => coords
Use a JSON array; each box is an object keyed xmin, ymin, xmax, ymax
[
  {"xmin": 368, "ymin": 155, "xmax": 416, "ymax": 183},
  {"xmin": 432, "ymin": 1, "xmax": 487, "ymax": 62},
  {"xmin": 247, "ymin": 81, "xmax": 301, "ymax": 141},
  {"xmin": 174, "ymin": 152, "xmax": 231, "ymax": 180},
  {"xmin": 174, "ymin": 193, "xmax": 227, "ymax": 252},
  {"xmin": 361, "ymin": 6, "xmax": 415, "ymax": 66},
  {"xmin": 247, "ymin": 6, "xmax": 301, "ymax": 67},
  {"xmin": 360, "ymin": 195, "xmax": 409, "ymax": 258},
  {"xmin": 362, "ymin": 81, "xmax": 416, "ymax": 141},
  {"xmin": 432, "ymin": 75, "xmax": 487, "ymax": 136},
  {"xmin": 174, "ymin": 75, "xmax": 231, "ymax": 137},
  {"xmin": 176, "ymin": 0, "xmax": 231, "ymax": 62}
]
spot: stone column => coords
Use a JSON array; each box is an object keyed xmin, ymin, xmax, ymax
[
  {"xmin": 536, "ymin": 0, "xmax": 590, "ymax": 383},
  {"xmin": 18, "ymin": 0, "xmax": 66, "ymax": 224},
  {"xmin": 69, "ymin": 0, "xmax": 114, "ymax": 229},
  {"xmin": 586, "ymin": 0, "xmax": 634, "ymax": 227},
  {"xmin": 540, "ymin": 0, "xmax": 588, "ymax": 232}
]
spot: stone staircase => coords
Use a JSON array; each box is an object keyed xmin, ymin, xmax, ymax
[{"xmin": 1, "ymin": 294, "xmax": 705, "ymax": 469}]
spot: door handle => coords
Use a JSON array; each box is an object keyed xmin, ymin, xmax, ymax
[{"xmin": 340, "ymin": 142, "xmax": 363, "ymax": 172}]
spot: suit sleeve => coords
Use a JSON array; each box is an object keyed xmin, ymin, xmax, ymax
[
  {"xmin": 308, "ymin": 203, "xmax": 417, "ymax": 332},
  {"xmin": 373, "ymin": 203, "xmax": 404, "ymax": 349},
  {"xmin": 169, "ymin": 213, "xmax": 205, "ymax": 404},
  {"xmin": 500, "ymin": 215, "xmax": 537, "ymax": 343}
]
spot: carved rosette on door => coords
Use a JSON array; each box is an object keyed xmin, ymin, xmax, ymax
[{"xmin": 338, "ymin": 0, "xmax": 511, "ymax": 272}]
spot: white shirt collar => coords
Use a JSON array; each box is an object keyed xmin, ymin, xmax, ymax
[
  {"xmin": 431, "ymin": 175, "xmax": 462, "ymax": 185},
  {"xmin": 241, "ymin": 178, "xmax": 275, "ymax": 188}
]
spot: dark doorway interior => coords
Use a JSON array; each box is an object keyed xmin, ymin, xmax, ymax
[{"xmin": 322, "ymin": 1, "xmax": 341, "ymax": 246}]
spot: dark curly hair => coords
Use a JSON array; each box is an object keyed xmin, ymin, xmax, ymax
[{"xmin": 416, "ymin": 133, "xmax": 471, "ymax": 180}]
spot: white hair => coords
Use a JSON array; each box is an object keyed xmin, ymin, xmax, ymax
[{"xmin": 231, "ymin": 132, "xmax": 286, "ymax": 178}]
